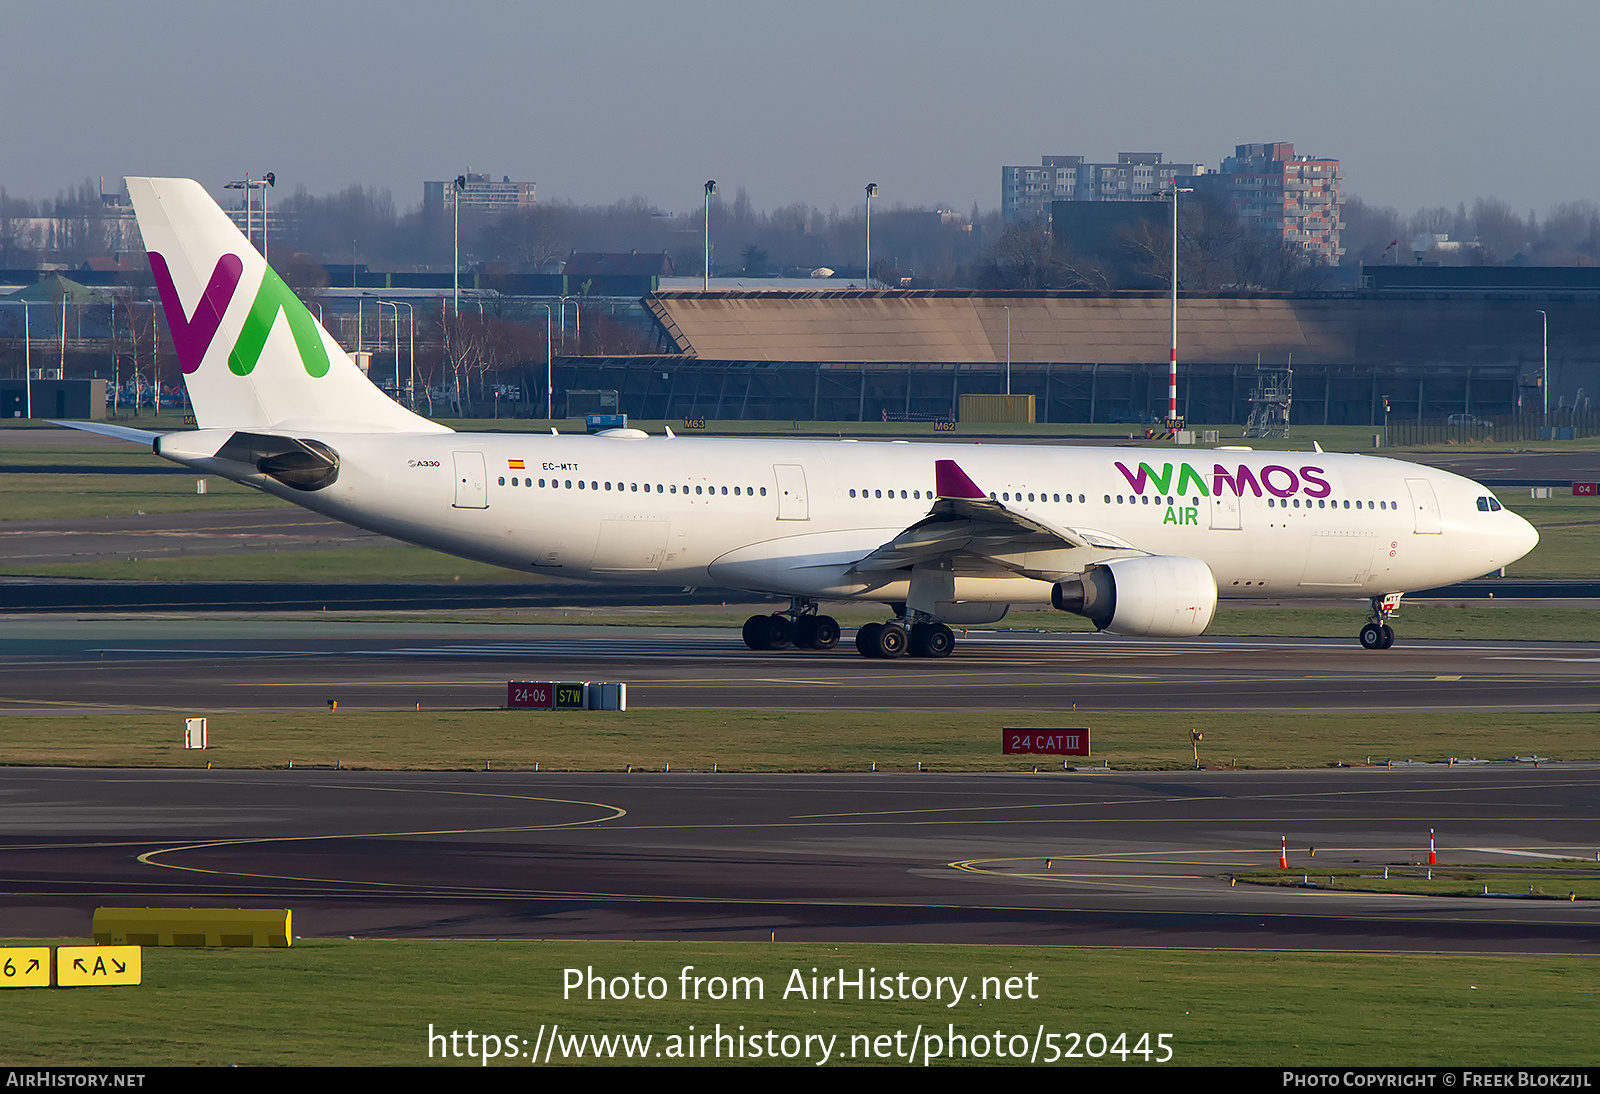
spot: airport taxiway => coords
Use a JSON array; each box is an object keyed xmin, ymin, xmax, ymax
[{"xmin": 2, "ymin": 764, "xmax": 1595, "ymax": 950}]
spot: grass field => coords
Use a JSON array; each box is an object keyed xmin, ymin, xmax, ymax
[
  {"xmin": 1238, "ymin": 864, "xmax": 1600, "ymax": 900},
  {"xmin": 3, "ymin": 939, "xmax": 1596, "ymax": 1066},
  {"xmin": 0, "ymin": 709, "xmax": 1587, "ymax": 772}
]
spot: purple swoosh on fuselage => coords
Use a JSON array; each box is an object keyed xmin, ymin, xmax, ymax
[{"xmin": 148, "ymin": 251, "xmax": 243, "ymax": 374}]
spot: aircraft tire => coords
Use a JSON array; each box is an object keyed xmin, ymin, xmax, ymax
[
  {"xmin": 1380, "ymin": 624, "xmax": 1395, "ymax": 649},
  {"xmin": 909, "ymin": 622, "xmax": 955, "ymax": 658},
  {"xmin": 802, "ymin": 615, "xmax": 841, "ymax": 651},
  {"xmin": 743, "ymin": 615, "xmax": 772, "ymax": 650},
  {"xmin": 874, "ymin": 623, "xmax": 908, "ymax": 658},
  {"xmin": 763, "ymin": 613, "xmax": 794, "ymax": 650},
  {"xmin": 1359, "ymin": 623, "xmax": 1384, "ymax": 650},
  {"xmin": 856, "ymin": 622, "xmax": 884, "ymax": 657}
]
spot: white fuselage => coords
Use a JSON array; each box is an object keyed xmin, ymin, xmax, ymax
[{"xmin": 162, "ymin": 431, "xmax": 1540, "ymax": 608}]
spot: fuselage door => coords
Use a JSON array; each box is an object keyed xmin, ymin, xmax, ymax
[
  {"xmin": 452, "ymin": 451, "xmax": 488, "ymax": 509},
  {"xmin": 1405, "ymin": 478, "xmax": 1441, "ymax": 534},
  {"xmin": 774, "ymin": 464, "xmax": 809, "ymax": 521},
  {"xmin": 1209, "ymin": 491, "xmax": 1242, "ymax": 530}
]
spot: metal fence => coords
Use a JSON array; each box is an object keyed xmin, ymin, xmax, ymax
[{"xmin": 1387, "ymin": 410, "xmax": 1599, "ymax": 447}]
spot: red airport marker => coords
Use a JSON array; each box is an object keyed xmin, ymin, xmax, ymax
[
  {"xmin": 1279, "ymin": 836, "xmax": 1288, "ymax": 870},
  {"xmin": 1429, "ymin": 828, "xmax": 1437, "ymax": 866}
]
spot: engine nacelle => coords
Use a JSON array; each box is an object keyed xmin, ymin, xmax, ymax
[{"xmin": 1051, "ymin": 555, "xmax": 1217, "ymax": 637}]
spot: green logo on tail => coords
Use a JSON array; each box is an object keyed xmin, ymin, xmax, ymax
[{"xmin": 227, "ymin": 264, "xmax": 330, "ymax": 378}]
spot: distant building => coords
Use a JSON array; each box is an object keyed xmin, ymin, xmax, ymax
[
  {"xmin": 424, "ymin": 172, "xmax": 537, "ymax": 213},
  {"xmin": 1202, "ymin": 142, "xmax": 1343, "ymax": 261},
  {"xmin": 1002, "ymin": 153, "xmax": 1207, "ymax": 223}
]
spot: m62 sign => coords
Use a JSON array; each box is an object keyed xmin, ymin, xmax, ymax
[{"xmin": 1003, "ymin": 729, "xmax": 1090, "ymax": 756}]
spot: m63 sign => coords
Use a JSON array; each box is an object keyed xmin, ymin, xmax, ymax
[{"xmin": 1003, "ymin": 729, "xmax": 1090, "ymax": 756}]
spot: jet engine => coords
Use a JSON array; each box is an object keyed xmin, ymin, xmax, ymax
[{"xmin": 1051, "ymin": 555, "xmax": 1217, "ymax": 637}]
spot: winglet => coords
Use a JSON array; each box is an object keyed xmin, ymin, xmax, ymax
[{"xmin": 935, "ymin": 459, "xmax": 986, "ymax": 499}]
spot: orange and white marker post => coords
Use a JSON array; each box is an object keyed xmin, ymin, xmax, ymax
[
  {"xmin": 1429, "ymin": 828, "xmax": 1437, "ymax": 866},
  {"xmin": 1279, "ymin": 836, "xmax": 1288, "ymax": 870}
]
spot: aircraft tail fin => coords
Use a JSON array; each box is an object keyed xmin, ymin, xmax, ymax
[{"xmin": 126, "ymin": 177, "xmax": 447, "ymax": 435}]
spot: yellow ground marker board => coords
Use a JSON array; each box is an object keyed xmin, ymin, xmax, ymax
[
  {"xmin": 56, "ymin": 946, "xmax": 141, "ymax": 987},
  {"xmin": 0, "ymin": 947, "xmax": 51, "ymax": 988}
]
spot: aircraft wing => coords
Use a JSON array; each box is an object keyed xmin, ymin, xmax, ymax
[
  {"xmin": 49, "ymin": 420, "xmax": 162, "ymax": 445},
  {"xmin": 849, "ymin": 459, "xmax": 1139, "ymax": 579}
]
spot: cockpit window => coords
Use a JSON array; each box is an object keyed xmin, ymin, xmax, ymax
[{"xmin": 1477, "ymin": 496, "xmax": 1490, "ymax": 511}]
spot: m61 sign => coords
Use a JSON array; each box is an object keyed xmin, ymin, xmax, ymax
[{"xmin": 1003, "ymin": 729, "xmax": 1090, "ymax": 756}]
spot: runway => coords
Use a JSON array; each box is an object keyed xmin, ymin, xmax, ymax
[
  {"xmin": 0, "ymin": 620, "xmax": 1596, "ymax": 713},
  {"xmin": 2, "ymin": 765, "xmax": 1596, "ymax": 950}
]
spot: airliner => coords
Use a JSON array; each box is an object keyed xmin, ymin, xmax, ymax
[{"xmin": 70, "ymin": 178, "xmax": 1539, "ymax": 659}]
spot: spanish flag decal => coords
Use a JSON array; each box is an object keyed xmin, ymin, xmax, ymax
[{"xmin": 508, "ymin": 459, "xmax": 525, "ymax": 470}]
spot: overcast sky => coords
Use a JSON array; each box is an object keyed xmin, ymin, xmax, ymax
[{"xmin": 5, "ymin": 0, "xmax": 1595, "ymax": 217}]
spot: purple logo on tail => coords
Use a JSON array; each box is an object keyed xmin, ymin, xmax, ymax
[{"xmin": 148, "ymin": 251, "xmax": 243, "ymax": 374}]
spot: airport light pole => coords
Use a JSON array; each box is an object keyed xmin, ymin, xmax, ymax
[
  {"xmin": 1536, "ymin": 309, "xmax": 1549, "ymax": 425},
  {"xmin": 452, "ymin": 175, "xmax": 466, "ymax": 315},
  {"xmin": 1004, "ymin": 304, "xmax": 1011, "ymax": 396},
  {"xmin": 703, "ymin": 181, "xmax": 716, "ymax": 291},
  {"xmin": 225, "ymin": 173, "xmax": 273, "ymax": 256},
  {"xmin": 376, "ymin": 301, "xmax": 399, "ymax": 398},
  {"xmin": 393, "ymin": 301, "xmax": 415, "ymax": 408},
  {"xmin": 864, "ymin": 183, "xmax": 878, "ymax": 289},
  {"xmin": 557, "ymin": 295, "xmax": 582, "ymax": 355},
  {"xmin": 540, "ymin": 304, "xmax": 554, "ymax": 420},
  {"xmin": 1162, "ymin": 185, "xmax": 1193, "ymax": 429}
]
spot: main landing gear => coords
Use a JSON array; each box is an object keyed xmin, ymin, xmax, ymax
[
  {"xmin": 741, "ymin": 598, "xmax": 840, "ymax": 651},
  {"xmin": 1359, "ymin": 593, "xmax": 1402, "ymax": 650},
  {"xmin": 856, "ymin": 619, "xmax": 955, "ymax": 659}
]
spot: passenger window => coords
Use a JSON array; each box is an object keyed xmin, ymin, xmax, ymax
[
  {"xmin": 760, "ymin": 487, "xmax": 767, "ymax": 496},
  {"xmin": 695, "ymin": 485, "xmax": 703, "ymax": 495},
  {"xmin": 498, "ymin": 476, "xmax": 505, "ymax": 486},
  {"xmin": 721, "ymin": 486, "xmax": 728, "ymax": 495},
  {"xmin": 539, "ymin": 478, "xmax": 546, "ymax": 487},
  {"xmin": 850, "ymin": 489, "xmax": 856, "ymax": 498}
]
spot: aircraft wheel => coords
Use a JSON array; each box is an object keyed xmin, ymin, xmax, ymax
[
  {"xmin": 1359, "ymin": 623, "xmax": 1384, "ymax": 650},
  {"xmin": 915, "ymin": 623, "xmax": 947, "ymax": 658},
  {"xmin": 1380, "ymin": 624, "xmax": 1395, "ymax": 649},
  {"xmin": 874, "ymin": 623, "xmax": 908, "ymax": 658},
  {"xmin": 762, "ymin": 613, "xmax": 793, "ymax": 650},
  {"xmin": 856, "ymin": 622, "xmax": 884, "ymax": 657},
  {"xmin": 801, "ymin": 615, "xmax": 840, "ymax": 651},
  {"xmin": 743, "ymin": 615, "xmax": 772, "ymax": 650}
]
